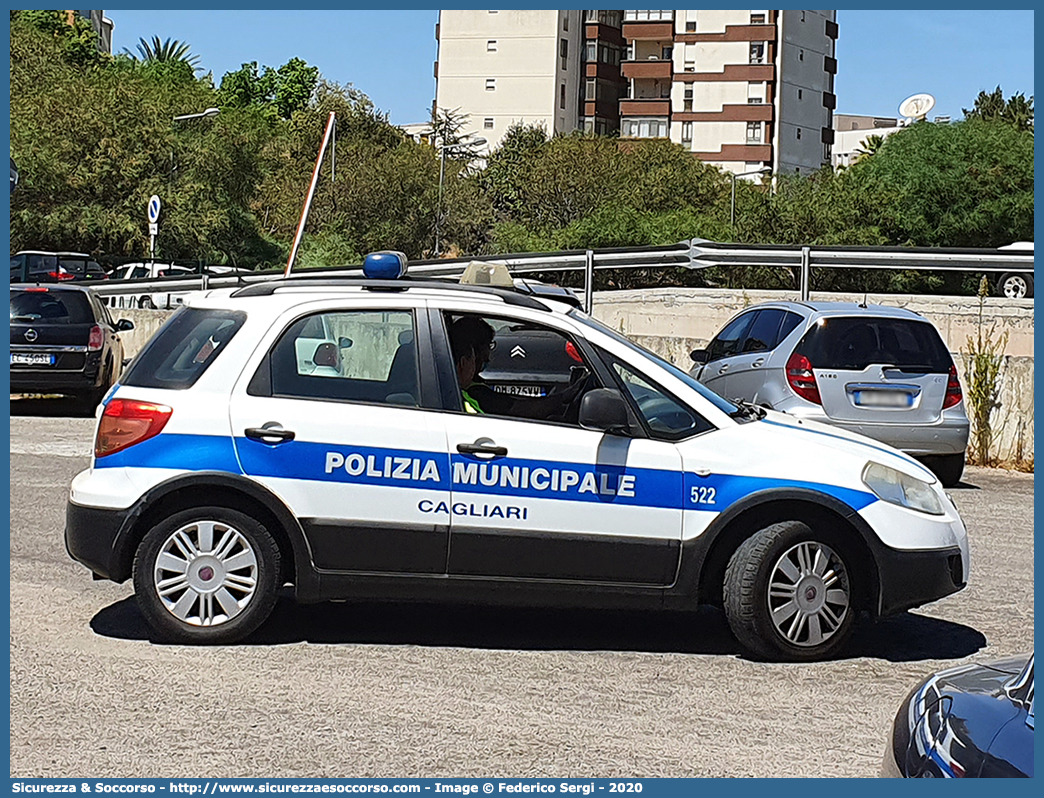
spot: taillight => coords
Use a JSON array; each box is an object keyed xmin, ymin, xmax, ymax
[
  {"xmin": 786, "ymin": 352, "xmax": 822, "ymax": 404},
  {"xmin": 95, "ymin": 399, "xmax": 172, "ymax": 458},
  {"xmin": 565, "ymin": 341, "xmax": 583, "ymax": 363},
  {"xmin": 49, "ymin": 270, "xmax": 75, "ymax": 281},
  {"xmin": 88, "ymin": 324, "xmax": 104, "ymax": 351},
  {"xmin": 943, "ymin": 364, "xmax": 962, "ymax": 409}
]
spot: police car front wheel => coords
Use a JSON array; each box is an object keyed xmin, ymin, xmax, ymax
[
  {"xmin": 723, "ymin": 521, "xmax": 855, "ymax": 662},
  {"xmin": 132, "ymin": 507, "xmax": 281, "ymax": 644}
]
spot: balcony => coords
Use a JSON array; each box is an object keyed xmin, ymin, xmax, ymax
[
  {"xmin": 621, "ymin": 59, "xmax": 672, "ymax": 80},
  {"xmin": 679, "ymin": 64, "xmax": 775, "ymax": 83},
  {"xmin": 620, "ymin": 98, "xmax": 670, "ymax": 116},
  {"xmin": 673, "ymin": 103, "xmax": 774, "ymax": 123},
  {"xmin": 622, "ymin": 20, "xmax": 674, "ymax": 40}
]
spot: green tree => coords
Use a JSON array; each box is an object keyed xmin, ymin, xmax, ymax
[
  {"xmin": 480, "ymin": 122, "xmax": 549, "ymax": 218},
  {"xmin": 963, "ymin": 86, "xmax": 1034, "ymax": 131},
  {"xmin": 218, "ymin": 57, "xmax": 319, "ymax": 119},
  {"xmin": 848, "ymin": 118, "xmax": 1034, "ymax": 247}
]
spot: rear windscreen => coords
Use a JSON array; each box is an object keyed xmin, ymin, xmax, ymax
[
  {"xmin": 10, "ymin": 290, "xmax": 93, "ymax": 324},
  {"xmin": 795, "ymin": 316, "xmax": 952, "ymax": 372},
  {"xmin": 122, "ymin": 307, "xmax": 247, "ymax": 390}
]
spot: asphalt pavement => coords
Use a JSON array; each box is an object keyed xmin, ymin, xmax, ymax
[{"xmin": 8, "ymin": 414, "xmax": 1034, "ymax": 778}]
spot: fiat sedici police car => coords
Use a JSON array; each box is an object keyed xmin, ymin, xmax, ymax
[{"xmin": 66, "ymin": 253, "xmax": 969, "ymax": 660}]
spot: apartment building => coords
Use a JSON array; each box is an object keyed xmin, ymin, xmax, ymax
[
  {"xmin": 433, "ymin": 10, "xmax": 584, "ymax": 150},
  {"xmin": 434, "ymin": 9, "xmax": 837, "ymax": 176}
]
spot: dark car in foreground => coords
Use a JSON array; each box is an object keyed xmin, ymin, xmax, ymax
[
  {"xmin": 10, "ymin": 284, "xmax": 134, "ymax": 413},
  {"xmin": 882, "ymin": 654, "xmax": 1034, "ymax": 778}
]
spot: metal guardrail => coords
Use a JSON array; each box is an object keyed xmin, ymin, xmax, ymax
[{"xmin": 87, "ymin": 239, "xmax": 1034, "ymax": 312}]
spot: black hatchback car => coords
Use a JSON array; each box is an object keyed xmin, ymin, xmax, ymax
[{"xmin": 10, "ymin": 284, "xmax": 134, "ymax": 412}]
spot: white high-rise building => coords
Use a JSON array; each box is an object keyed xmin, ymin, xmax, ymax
[
  {"xmin": 433, "ymin": 9, "xmax": 838, "ymax": 176},
  {"xmin": 434, "ymin": 10, "xmax": 584, "ymax": 151}
]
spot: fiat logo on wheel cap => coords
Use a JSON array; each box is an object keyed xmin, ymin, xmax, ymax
[{"xmin": 805, "ymin": 586, "xmax": 817, "ymax": 602}]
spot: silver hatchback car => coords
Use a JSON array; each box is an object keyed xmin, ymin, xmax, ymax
[{"xmin": 690, "ymin": 302, "xmax": 970, "ymax": 487}]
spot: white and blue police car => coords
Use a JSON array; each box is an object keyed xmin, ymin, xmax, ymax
[{"xmin": 66, "ymin": 252, "xmax": 969, "ymax": 660}]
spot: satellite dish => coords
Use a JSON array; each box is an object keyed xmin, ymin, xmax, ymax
[{"xmin": 898, "ymin": 93, "xmax": 936, "ymax": 120}]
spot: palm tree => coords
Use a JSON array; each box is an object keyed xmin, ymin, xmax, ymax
[
  {"xmin": 852, "ymin": 133, "xmax": 885, "ymax": 164},
  {"xmin": 125, "ymin": 36, "xmax": 201, "ymax": 72}
]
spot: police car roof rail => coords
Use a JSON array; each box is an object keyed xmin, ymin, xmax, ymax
[{"xmin": 229, "ymin": 276, "xmax": 553, "ymax": 310}]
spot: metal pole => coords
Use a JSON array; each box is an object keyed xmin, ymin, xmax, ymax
[
  {"xmin": 800, "ymin": 246, "xmax": 811, "ymax": 301},
  {"xmin": 434, "ymin": 145, "xmax": 446, "ymax": 256},
  {"xmin": 730, "ymin": 175, "xmax": 737, "ymax": 227},
  {"xmin": 285, "ymin": 111, "xmax": 337, "ymax": 277},
  {"xmin": 584, "ymin": 249, "xmax": 594, "ymax": 314}
]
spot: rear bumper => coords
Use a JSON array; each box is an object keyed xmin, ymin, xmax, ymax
[
  {"xmin": 784, "ymin": 406, "xmax": 968, "ymax": 456},
  {"xmin": 65, "ymin": 499, "xmax": 131, "ymax": 581},
  {"xmin": 10, "ymin": 370, "xmax": 101, "ymax": 394}
]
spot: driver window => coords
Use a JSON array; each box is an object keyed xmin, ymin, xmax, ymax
[
  {"xmin": 707, "ymin": 311, "xmax": 757, "ymax": 362},
  {"xmin": 607, "ymin": 355, "xmax": 713, "ymax": 440},
  {"xmin": 443, "ymin": 312, "xmax": 595, "ymax": 424}
]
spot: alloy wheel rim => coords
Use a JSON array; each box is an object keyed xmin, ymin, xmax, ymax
[
  {"xmin": 153, "ymin": 520, "xmax": 258, "ymax": 627},
  {"xmin": 767, "ymin": 540, "xmax": 849, "ymax": 648},
  {"xmin": 1004, "ymin": 277, "xmax": 1027, "ymax": 299}
]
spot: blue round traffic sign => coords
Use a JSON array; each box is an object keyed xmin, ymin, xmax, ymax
[{"xmin": 148, "ymin": 195, "xmax": 161, "ymax": 223}]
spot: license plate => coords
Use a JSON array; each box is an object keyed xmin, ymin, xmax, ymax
[
  {"xmin": 492, "ymin": 384, "xmax": 547, "ymax": 397},
  {"xmin": 853, "ymin": 390, "xmax": 913, "ymax": 408},
  {"xmin": 11, "ymin": 353, "xmax": 56, "ymax": 366}
]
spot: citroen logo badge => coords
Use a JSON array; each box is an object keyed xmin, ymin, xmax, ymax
[
  {"xmin": 510, "ymin": 346, "xmax": 526, "ymax": 358},
  {"xmin": 24, "ymin": 328, "xmax": 37, "ymax": 342}
]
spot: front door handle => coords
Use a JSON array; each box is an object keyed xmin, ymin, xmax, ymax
[
  {"xmin": 245, "ymin": 423, "xmax": 296, "ymax": 445},
  {"xmin": 457, "ymin": 440, "xmax": 508, "ymax": 457},
  {"xmin": 717, "ymin": 363, "xmax": 730, "ymax": 374}
]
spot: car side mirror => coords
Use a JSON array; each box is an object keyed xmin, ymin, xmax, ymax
[
  {"xmin": 690, "ymin": 348, "xmax": 709, "ymax": 364},
  {"xmin": 338, "ymin": 337, "xmax": 353, "ymax": 349},
  {"xmin": 116, "ymin": 319, "xmax": 135, "ymax": 332},
  {"xmin": 579, "ymin": 388, "xmax": 630, "ymax": 434}
]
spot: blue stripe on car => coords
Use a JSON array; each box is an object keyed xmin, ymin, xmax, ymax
[{"xmin": 96, "ymin": 434, "xmax": 877, "ymax": 512}]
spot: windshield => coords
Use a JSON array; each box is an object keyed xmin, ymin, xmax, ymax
[{"xmin": 568, "ymin": 310, "xmax": 740, "ymax": 415}]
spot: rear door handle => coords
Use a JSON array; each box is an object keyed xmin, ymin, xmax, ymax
[
  {"xmin": 457, "ymin": 440, "xmax": 508, "ymax": 457},
  {"xmin": 245, "ymin": 423, "xmax": 296, "ymax": 445},
  {"xmin": 752, "ymin": 357, "xmax": 765, "ymax": 368}
]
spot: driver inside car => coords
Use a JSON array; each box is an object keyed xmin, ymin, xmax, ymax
[{"xmin": 448, "ymin": 315, "xmax": 589, "ymax": 420}]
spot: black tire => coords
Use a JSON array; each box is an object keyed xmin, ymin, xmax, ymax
[
  {"xmin": 132, "ymin": 507, "xmax": 281, "ymax": 644},
  {"xmin": 723, "ymin": 521, "xmax": 856, "ymax": 662},
  {"xmin": 925, "ymin": 452, "xmax": 965, "ymax": 488}
]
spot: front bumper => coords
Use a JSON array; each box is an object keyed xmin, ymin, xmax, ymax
[
  {"xmin": 874, "ymin": 543, "xmax": 966, "ymax": 616},
  {"xmin": 65, "ymin": 499, "xmax": 132, "ymax": 582}
]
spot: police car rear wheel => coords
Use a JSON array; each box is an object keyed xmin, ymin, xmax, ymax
[
  {"xmin": 724, "ymin": 521, "xmax": 854, "ymax": 662},
  {"xmin": 132, "ymin": 507, "xmax": 281, "ymax": 644}
]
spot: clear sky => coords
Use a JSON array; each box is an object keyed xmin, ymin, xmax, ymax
[{"xmin": 107, "ymin": 9, "xmax": 1034, "ymax": 126}]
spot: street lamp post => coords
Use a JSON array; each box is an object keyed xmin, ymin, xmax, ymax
[
  {"xmin": 730, "ymin": 165, "xmax": 772, "ymax": 227},
  {"xmin": 433, "ymin": 134, "xmax": 486, "ymax": 257},
  {"xmin": 173, "ymin": 107, "xmax": 220, "ymax": 123},
  {"xmin": 168, "ymin": 107, "xmax": 221, "ymax": 270}
]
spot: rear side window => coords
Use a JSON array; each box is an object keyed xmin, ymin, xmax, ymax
[
  {"xmin": 257, "ymin": 310, "xmax": 419, "ymax": 407},
  {"xmin": 10, "ymin": 290, "xmax": 93, "ymax": 324},
  {"xmin": 122, "ymin": 307, "xmax": 247, "ymax": 389},
  {"xmin": 795, "ymin": 316, "xmax": 952, "ymax": 372}
]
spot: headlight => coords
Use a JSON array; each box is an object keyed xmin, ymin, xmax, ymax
[{"xmin": 862, "ymin": 462, "xmax": 944, "ymax": 516}]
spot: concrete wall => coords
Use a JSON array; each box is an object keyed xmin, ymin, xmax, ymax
[{"xmin": 115, "ymin": 288, "xmax": 1034, "ymax": 464}]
